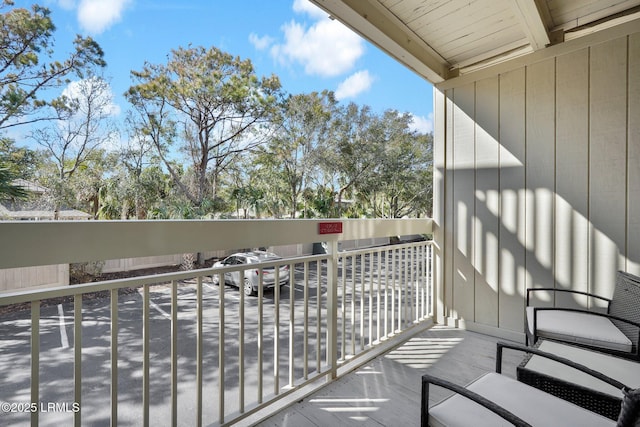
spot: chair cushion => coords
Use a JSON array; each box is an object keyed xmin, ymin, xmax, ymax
[
  {"xmin": 429, "ymin": 372, "xmax": 615, "ymax": 427},
  {"xmin": 528, "ymin": 340, "xmax": 640, "ymax": 398},
  {"xmin": 526, "ymin": 307, "xmax": 632, "ymax": 353}
]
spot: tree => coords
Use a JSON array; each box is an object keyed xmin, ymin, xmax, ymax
[
  {"xmin": 113, "ymin": 117, "xmax": 169, "ymax": 219},
  {"xmin": 0, "ymin": 165, "xmax": 27, "ymax": 201},
  {"xmin": 359, "ymin": 111, "xmax": 433, "ymax": 218},
  {"xmin": 318, "ymin": 103, "xmax": 382, "ymax": 216},
  {"xmin": 126, "ymin": 45, "xmax": 282, "ymax": 210},
  {"xmin": 70, "ymin": 148, "xmax": 117, "ymax": 218},
  {"xmin": 0, "ymin": 137, "xmax": 43, "ymax": 202},
  {"xmin": 31, "ymin": 75, "xmax": 118, "ymax": 217},
  {"xmin": 0, "ymin": 0, "xmax": 105, "ymax": 130},
  {"xmin": 255, "ymin": 91, "xmax": 336, "ymax": 218}
]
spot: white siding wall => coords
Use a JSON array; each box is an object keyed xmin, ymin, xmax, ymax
[{"xmin": 434, "ymin": 28, "xmax": 640, "ymax": 340}]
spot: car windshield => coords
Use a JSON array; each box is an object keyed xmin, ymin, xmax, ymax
[{"xmin": 246, "ymin": 252, "xmax": 280, "ymax": 263}]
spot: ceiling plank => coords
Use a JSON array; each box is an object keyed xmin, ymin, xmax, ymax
[
  {"xmin": 311, "ymin": 0, "xmax": 451, "ymax": 82},
  {"xmin": 511, "ymin": 0, "xmax": 551, "ymax": 50}
]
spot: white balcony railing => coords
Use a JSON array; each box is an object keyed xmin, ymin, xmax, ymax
[{"xmin": 0, "ymin": 219, "xmax": 433, "ymax": 426}]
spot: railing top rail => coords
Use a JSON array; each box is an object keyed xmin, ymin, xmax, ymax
[
  {"xmin": 0, "ymin": 218, "xmax": 431, "ymax": 269},
  {"xmin": 338, "ymin": 240, "xmax": 433, "ymax": 257}
]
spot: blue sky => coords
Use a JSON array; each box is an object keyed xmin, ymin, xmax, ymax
[{"xmin": 15, "ymin": 0, "xmax": 434, "ymax": 135}]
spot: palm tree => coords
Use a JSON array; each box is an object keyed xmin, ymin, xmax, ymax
[{"xmin": 0, "ymin": 166, "xmax": 29, "ymax": 202}]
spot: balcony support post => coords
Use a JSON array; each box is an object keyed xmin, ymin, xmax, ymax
[{"xmin": 326, "ymin": 240, "xmax": 339, "ymax": 381}]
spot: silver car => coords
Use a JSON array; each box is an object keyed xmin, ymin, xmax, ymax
[{"xmin": 212, "ymin": 251, "xmax": 290, "ymax": 296}]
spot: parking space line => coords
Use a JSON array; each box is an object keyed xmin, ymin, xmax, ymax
[
  {"xmin": 149, "ymin": 299, "xmax": 171, "ymax": 320},
  {"xmin": 57, "ymin": 304, "xmax": 69, "ymax": 349}
]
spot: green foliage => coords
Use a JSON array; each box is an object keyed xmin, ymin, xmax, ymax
[
  {"xmin": 0, "ymin": 165, "xmax": 28, "ymax": 201},
  {"xmin": 0, "ymin": 137, "xmax": 42, "ymax": 178},
  {"xmin": 126, "ymin": 45, "xmax": 282, "ymax": 208},
  {"xmin": 0, "ymin": 1, "xmax": 105, "ymax": 130}
]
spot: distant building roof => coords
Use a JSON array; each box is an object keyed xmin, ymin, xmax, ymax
[
  {"xmin": 0, "ymin": 205, "xmax": 92, "ymax": 220},
  {"xmin": 12, "ymin": 179, "xmax": 49, "ymax": 194},
  {"xmin": 1, "ymin": 179, "xmax": 92, "ymax": 220}
]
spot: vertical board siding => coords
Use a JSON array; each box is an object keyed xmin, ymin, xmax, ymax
[
  {"xmin": 498, "ymin": 68, "xmax": 526, "ymax": 332},
  {"xmin": 629, "ymin": 33, "xmax": 640, "ymax": 277},
  {"xmin": 433, "ymin": 87, "xmax": 447, "ymax": 323},
  {"xmin": 525, "ymin": 58, "xmax": 556, "ymax": 293},
  {"xmin": 589, "ymin": 38, "xmax": 628, "ymax": 297},
  {"xmin": 452, "ymin": 83, "xmax": 476, "ymax": 322},
  {"xmin": 555, "ymin": 48, "xmax": 590, "ymax": 307},
  {"xmin": 436, "ymin": 31, "xmax": 639, "ymax": 335},
  {"xmin": 474, "ymin": 77, "xmax": 500, "ymax": 326},
  {"xmin": 444, "ymin": 89, "xmax": 456, "ymax": 322}
]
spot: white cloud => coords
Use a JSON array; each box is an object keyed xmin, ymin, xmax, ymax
[
  {"xmin": 335, "ymin": 70, "xmax": 375, "ymax": 100},
  {"xmin": 249, "ymin": 33, "xmax": 275, "ymax": 51},
  {"xmin": 271, "ymin": 18, "xmax": 364, "ymax": 77},
  {"xmin": 409, "ymin": 112, "xmax": 434, "ymax": 134},
  {"xmin": 292, "ymin": 0, "xmax": 328, "ymax": 20},
  {"xmin": 62, "ymin": 77, "xmax": 121, "ymax": 117},
  {"xmin": 77, "ymin": 0, "xmax": 132, "ymax": 35}
]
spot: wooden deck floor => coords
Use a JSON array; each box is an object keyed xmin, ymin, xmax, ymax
[{"xmin": 254, "ymin": 325, "xmax": 522, "ymax": 427}]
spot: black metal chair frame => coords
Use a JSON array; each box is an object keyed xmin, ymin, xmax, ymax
[
  {"xmin": 421, "ymin": 342, "xmax": 637, "ymax": 427},
  {"xmin": 526, "ymin": 271, "xmax": 640, "ymax": 360}
]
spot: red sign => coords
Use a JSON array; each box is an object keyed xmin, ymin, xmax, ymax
[{"xmin": 318, "ymin": 221, "xmax": 343, "ymax": 235}]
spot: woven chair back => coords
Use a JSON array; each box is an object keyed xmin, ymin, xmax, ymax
[{"xmin": 610, "ymin": 271, "xmax": 640, "ymax": 348}]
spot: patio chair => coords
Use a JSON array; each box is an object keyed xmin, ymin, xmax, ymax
[
  {"xmin": 421, "ymin": 342, "xmax": 640, "ymax": 427},
  {"xmin": 525, "ymin": 270, "xmax": 640, "ymax": 360}
]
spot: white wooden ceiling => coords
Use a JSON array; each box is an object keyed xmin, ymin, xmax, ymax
[{"xmin": 310, "ymin": 0, "xmax": 640, "ymax": 82}]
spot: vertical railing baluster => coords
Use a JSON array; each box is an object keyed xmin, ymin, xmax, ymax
[
  {"xmin": 418, "ymin": 245, "xmax": 424, "ymax": 320},
  {"xmin": 30, "ymin": 300, "xmax": 40, "ymax": 427},
  {"xmin": 303, "ymin": 262, "xmax": 309, "ymax": 380},
  {"xmin": 316, "ymin": 260, "xmax": 322, "ymax": 374},
  {"xmin": 424, "ymin": 243, "xmax": 428, "ymax": 317},
  {"xmin": 143, "ymin": 284, "xmax": 150, "ymax": 427},
  {"xmin": 360, "ymin": 254, "xmax": 366, "ymax": 351},
  {"xmin": 402, "ymin": 247, "xmax": 407, "ymax": 330},
  {"xmin": 258, "ymin": 269, "xmax": 264, "ymax": 404},
  {"xmin": 239, "ymin": 269, "xmax": 245, "ymax": 413},
  {"xmin": 376, "ymin": 249, "xmax": 382, "ymax": 343},
  {"xmin": 274, "ymin": 267, "xmax": 280, "ymax": 395},
  {"xmin": 350, "ymin": 254, "xmax": 356, "ymax": 356},
  {"xmin": 327, "ymin": 241, "xmax": 339, "ymax": 380},
  {"xmin": 341, "ymin": 254, "xmax": 346, "ymax": 361},
  {"xmin": 74, "ymin": 295, "xmax": 82, "ymax": 427},
  {"xmin": 411, "ymin": 246, "xmax": 420, "ymax": 323},
  {"xmin": 430, "ymin": 243, "xmax": 435, "ymax": 317},
  {"xmin": 219, "ymin": 272, "xmax": 225, "ymax": 424},
  {"xmin": 368, "ymin": 251, "xmax": 373, "ymax": 347},
  {"xmin": 360, "ymin": 254, "xmax": 365, "ymax": 351},
  {"xmin": 110, "ymin": 289, "xmax": 118, "ymax": 427},
  {"xmin": 391, "ymin": 248, "xmax": 396, "ymax": 335},
  {"xmin": 196, "ymin": 276, "xmax": 203, "ymax": 427},
  {"xmin": 289, "ymin": 262, "xmax": 295, "ymax": 388},
  {"xmin": 384, "ymin": 250, "xmax": 389, "ymax": 339},
  {"xmin": 171, "ymin": 280, "xmax": 178, "ymax": 427}
]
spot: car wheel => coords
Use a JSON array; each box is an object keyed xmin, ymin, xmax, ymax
[{"xmin": 243, "ymin": 278, "xmax": 255, "ymax": 297}]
